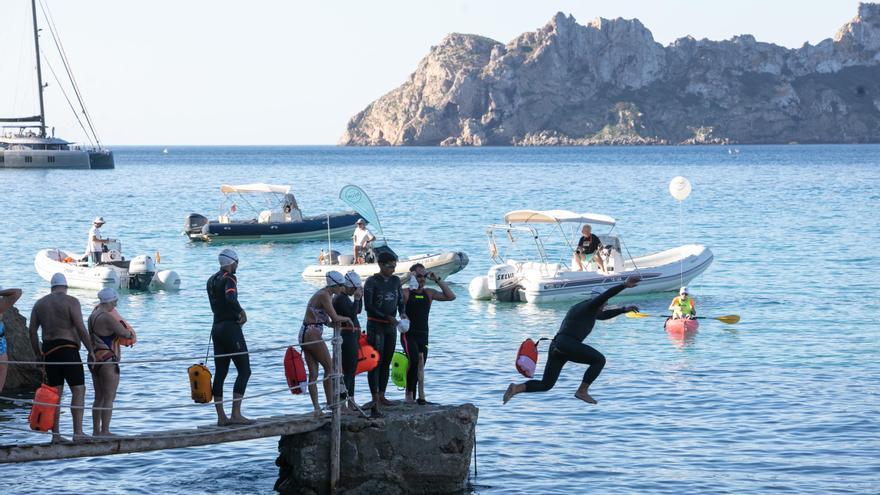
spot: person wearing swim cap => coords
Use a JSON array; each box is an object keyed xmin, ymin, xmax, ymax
[
  {"xmin": 333, "ymin": 271, "xmax": 363, "ymax": 411},
  {"xmin": 299, "ymin": 270, "xmax": 352, "ymax": 417},
  {"xmin": 363, "ymin": 251, "xmax": 407, "ymax": 417},
  {"xmin": 206, "ymin": 248, "xmax": 253, "ymax": 426},
  {"xmin": 87, "ymin": 287, "xmax": 134, "ymax": 436},
  {"xmin": 668, "ymin": 286, "xmax": 696, "ymax": 320},
  {"xmin": 403, "ymin": 263, "xmax": 456, "ymax": 405},
  {"xmin": 352, "ymin": 219, "xmax": 375, "ymax": 264},
  {"xmin": 503, "ymin": 275, "xmax": 641, "ymax": 406},
  {"xmin": 29, "ymin": 273, "xmax": 96, "ymax": 442},
  {"xmin": 0, "ymin": 285, "xmax": 23, "ymax": 393},
  {"xmin": 86, "ymin": 217, "xmax": 109, "ymax": 264}
]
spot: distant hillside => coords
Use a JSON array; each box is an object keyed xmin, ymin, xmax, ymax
[{"xmin": 341, "ymin": 3, "xmax": 880, "ymax": 146}]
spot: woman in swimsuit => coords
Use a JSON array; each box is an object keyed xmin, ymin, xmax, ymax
[
  {"xmin": 300, "ymin": 271, "xmax": 351, "ymax": 417},
  {"xmin": 87, "ymin": 288, "xmax": 133, "ymax": 436}
]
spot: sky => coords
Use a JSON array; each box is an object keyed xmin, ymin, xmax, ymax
[{"xmin": 0, "ymin": 0, "xmax": 867, "ymax": 145}]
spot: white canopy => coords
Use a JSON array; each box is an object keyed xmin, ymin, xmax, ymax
[
  {"xmin": 504, "ymin": 209, "xmax": 616, "ymax": 226},
  {"xmin": 220, "ymin": 183, "xmax": 291, "ymax": 195}
]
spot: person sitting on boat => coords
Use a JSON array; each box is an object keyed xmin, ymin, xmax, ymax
[
  {"xmin": 86, "ymin": 217, "xmax": 109, "ymax": 264},
  {"xmin": 282, "ymin": 193, "xmax": 303, "ymax": 222},
  {"xmin": 574, "ymin": 225, "xmax": 605, "ymax": 272},
  {"xmin": 353, "ymin": 219, "xmax": 375, "ymax": 264},
  {"xmin": 669, "ymin": 286, "xmax": 697, "ymax": 320}
]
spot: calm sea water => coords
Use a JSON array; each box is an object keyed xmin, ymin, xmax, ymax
[{"xmin": 1, "ymin": 145, "xmax": 878, "ymax": 494}]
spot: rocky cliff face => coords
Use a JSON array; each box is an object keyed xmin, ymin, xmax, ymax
[
  {"xmin": 2, "ymin": 307, "xmax": 41, "ymax": 391},
  {"xmin": 341, "ymin": 3, "xmax": 880, "ymax": 145}
]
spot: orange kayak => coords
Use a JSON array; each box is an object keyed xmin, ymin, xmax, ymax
[{"xmin": 664, "ymin": 318, "xmax": 699, "ymax": 336}]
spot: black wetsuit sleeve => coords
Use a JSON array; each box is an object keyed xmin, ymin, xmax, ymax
[
  {"xmin": 353, "ymin": 297, "xmax": 363, "ymax": 315},
  {"xmin": 224, "ymin": 277, "xmax": 244, "ymax": 316},
  {"xmin": 363, "ymin": 278, "xmax": 387, "ymax": 319},
  {"xmin": 569, "ymin": 283, "xmax": 628, "ymax": 320},
  {"xmin": 597, "ymin": 307, "xmax": 629, "ymax": 320},
  {"xmin": 396, "ymin": 283, "xmax": 405, "ymax": 318}
]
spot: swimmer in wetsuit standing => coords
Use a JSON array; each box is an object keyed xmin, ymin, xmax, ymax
[
  {"xmin": 207, "ymin": 248, "xmax": 253, "ymax": 426},
  {"xmin": 503, "ymin": 275, "xmax": 641, "ymax": 405}
]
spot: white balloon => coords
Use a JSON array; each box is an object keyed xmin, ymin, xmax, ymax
[{"xmin": 669, "ymin": 176, "xmax": 692, "ymax": 201}]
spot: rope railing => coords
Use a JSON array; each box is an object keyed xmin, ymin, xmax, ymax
[{"xmin": 1, "ymin": 335, "xmax": 340, "ymax": 367}]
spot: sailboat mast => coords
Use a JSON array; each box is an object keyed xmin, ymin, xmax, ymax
[{"xmin": 30, "ymin": 0, "xmax": 47, "ymax": 137}]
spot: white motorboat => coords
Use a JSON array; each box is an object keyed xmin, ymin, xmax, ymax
[
  {"xmin": 468, "ymin": 210, "xmax": 713, "ymax": 304},
  {"xmin": 302, "ymin": 245, "xmax": 468, "ymax": 283},
  {"xmin": 35, "ymin": 240, "xmax": 180, "ymax": 291}
]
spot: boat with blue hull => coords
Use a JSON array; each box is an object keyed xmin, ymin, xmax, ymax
[{"xmin": 185, "ymin": 183, "xmax": 360, "ymax": 242}]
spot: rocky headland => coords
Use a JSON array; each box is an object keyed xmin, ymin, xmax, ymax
[{"xmin": 341, "ymin": 3, "xmax": 880, "ymax": 146}]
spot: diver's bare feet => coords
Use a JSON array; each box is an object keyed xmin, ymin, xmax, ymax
[
  {"xmin": 574, "ymin": 390, "xmax": 597, "ymax": 404},
  {"xmin": 72, "ymin": 433, "xmax": 91, "ymax": 442},
  {"xmin": 503, "ymin": 383, "xmax": 516, "ymax": 405},
  {"xmin": 312, "ymin": 409, "xmax": 324, "ymax": 419},
  {"xmin": 216, "ymin": 416, "xmax": 230, "ymax": 427},
  {"xmin": 228, "ymin": 415, "xmax": 255, "ymax": 425},
  {"xmin": 379, "ymin": 397, "xmax": 398, "ymax": 407},
  {"xmin": 51, "ymin": 434, "xmax": 69, "ymax": 444}
]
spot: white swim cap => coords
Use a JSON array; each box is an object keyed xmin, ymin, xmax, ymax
[
  {"xmin": 50, "ymin": 272, "xmax": 68, "ymax": 287},
  {"xmin": 98, "ymin": 287, "xmax": 118, "ymax": 303},
  {"xmin": 680, "ymin": 286, "xmax": 689, "ymax": 295},
  {"xmin": 325, "ymin": 270, "xmax": 345, "ymax": 287},
  {"xmin": 343, "ymin": 271, "xmax": 361, "ymax": 288},
  {"xmin": 93, "ymin": 216, "xmax": 105, "ymax": 225},
  {"xmin": 218, "ymin": 248, "xmax": 239, "ymax": 267}
]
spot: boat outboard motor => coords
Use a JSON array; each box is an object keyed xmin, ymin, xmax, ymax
[
  {"xmin": 184, "ymin": 213, "xmax": 209, "ymax": 236},
  {"xmin": 128, "ymin": 255, "xmax": 157, "ymax": 290},
  {"xmin": 487, "ymin": 264, "xmax": 521, "ymax": 302}
]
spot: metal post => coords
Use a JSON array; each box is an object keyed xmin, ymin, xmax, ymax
[
  {"xmin": 329, "ymin": 324, "xmax": 341, "ymax": 493},
  {"xmin": 30, "ymin": 0, "xmax": 47, "ymax": 136}
]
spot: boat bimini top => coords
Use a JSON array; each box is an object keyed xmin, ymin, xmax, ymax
[
  {"xmin": 220, "ymin": 183, "xmax": 291, "ymax": 195},
  {"xmin": 503, "ymin": 209, "xmax": 616, "ymax": 226}
]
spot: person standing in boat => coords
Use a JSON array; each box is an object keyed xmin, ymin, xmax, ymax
[
  {"xmin": 28, "ymin": 273, "xmax": 96, "ymax": 442},
  {"xmin": 503, "ymin": 275, "xmax": 641, "ymax": 406},
  {"xmin": 332, "ymin": 271, "xmax": 363, "ymax": 410},
  {"xmin": 0, "ymin": 285, "xmax": 23, "ymax": 393},
  {"xmin": 668, "ymin": 286, "xmax": 696, "ymax": 320},
  {"xmin": 403, "ymin": 264, "xmax": 456, "ymax": 405},
  {"xmin": 87, "ymin": 287, "xmax": 134, "ymax": 436},
  {"xmin": 86, "ymin": 216, "xmax": 109, "ymax": 264},
  {"xmin": 574, "ymin": 224, "xmax": 605, "ymax": 272},
  {"xmin": 363, "ymin": 251, "xmax": 407, "ymax": 417},
  {"xmin": 353, "ymin": 219, "xmax": 376, "ymax": 264},
  {"xmin": 206, "ymin": 249, "xmax": 253, "ymax": 426}
]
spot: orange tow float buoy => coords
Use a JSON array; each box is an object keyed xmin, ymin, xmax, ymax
[
  {"xmin": 356, "ymin": 332, "xmax": 379, "ymax": 374},
  {"xmin": 284, "ymin": 346, "xmax": 307, "ymax": 394},
  {"xmin": 29, "ymin": 384, "xmax": 60, "ymax": 432},
  {"xmin": 188, "ymin": 363, "xmax": 213, "ymax": 403}
]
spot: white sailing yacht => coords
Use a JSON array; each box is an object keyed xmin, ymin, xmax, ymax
[{"xmin": 0, "ymin": 0, "xmax": 113, "ymax": 169}]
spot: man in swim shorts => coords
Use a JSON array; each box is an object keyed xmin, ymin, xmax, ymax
[
  {"xmin": 503, "ymin": 275, "xmax": 640, "ymax": 406},
  {"xmin": 28, "ymin": 273, "xmax": 95, "ymax": 442},
  {"xmin": 207, "ymin": 248, "xmax": 253, "ymax": 426},
  {"xmin": 363, "ymin": 251, "xmax": 407, "ymax": 417}
]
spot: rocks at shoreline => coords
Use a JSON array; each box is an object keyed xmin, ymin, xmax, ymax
[
  {"xmin": 2, "ymin": 307, "xmax": 41, "ymax": 392},
  {"xmin": 275, "ymin": 403, "xmax": 478, "ymax": 495},
  {"xmin": 341, "ymin": 3, "xmax": 880, "ymax": 146}
]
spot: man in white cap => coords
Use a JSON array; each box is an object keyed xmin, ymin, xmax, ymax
[
  {"xmin": 333, "ymin": 271, "xmax": 364, "ymax": 410},
  {"xmin": 668, "ymin": 286, "xmax": 697, "ymax": 320},
  {"xmin": 86, "ymin": 216, "xmax": 109, "ymax": 264},
  {"xmin": 206, "ymin": 248, "xmax": 253, "ymax": 426},
  {"xmin": 352, "ymin": 218, "xmax": 375, "ymax": 264},
  {"xmin": 28, "ymin": 273, "xmax": 95, "ymax": 442}
]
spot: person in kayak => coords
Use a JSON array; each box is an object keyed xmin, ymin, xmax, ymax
[
  {"xmin": 206, "ymin": 248, "xmax": 253, "ymax": 426},
  {"xmin": 363, "ymin": 251, "xmax": 407, "ymax": 417},
  {"xmin": 503, "ymin": 275, "xmax": 641, "ymax": 406},
  {"xmin": 403, "ymin": 263, "xmax": 456, "ymax": 405},
  {"xmin": 668, "ymin": 286, "xmax": 696, "ymax": 319}
]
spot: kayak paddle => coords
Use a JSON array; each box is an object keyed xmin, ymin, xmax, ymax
[{"xmin": 626, "ymin": 312, "xmax": 740, "ymax": 324}]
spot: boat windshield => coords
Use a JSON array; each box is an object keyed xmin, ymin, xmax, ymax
[{"xmin": 486, "ymin": 221, "xmax": 617, "ymax": 270}]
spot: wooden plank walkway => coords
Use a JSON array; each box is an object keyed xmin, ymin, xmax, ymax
[{"xmin": 0, "ymin": 413, "xmax": 327, "ymax": 464}]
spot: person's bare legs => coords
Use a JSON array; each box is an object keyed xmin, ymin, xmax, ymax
[
  {"xmin": 0, "ymin": 354, "xmax": 8, "ymax": 393},
  {"xmin": 304, "ymin": 345, "xmax": 322, "ymax": 418},
  {"xmin": 70, "ymin": 384, "xmax": 89, "ymax": 441},
  {"xmin": 97, "ymin": 366, "xmax": 120, "ymax": 435},
  {"xmin": 91, "ymin": 370, "xmax": 104, "ymax": 435},
  {"xmin": 574, "ymin": 381, "xmax": 597, "ymax": 404},
  {"xmin": 51, "ymin": 384, "xmax": 65, "ymax": 443},
  {"xmin": 502, "ymin": 383, "xmax": 526, "ymax": 404},
  {"xmin": 307, "ymin": 340, "xmax": 333, "ymax": 410},
  {"xmin": 417, "ymin": 353, "xmax": 426, "ymax": 402}
]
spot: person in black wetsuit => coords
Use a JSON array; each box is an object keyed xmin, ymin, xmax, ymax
[
  {"xmin": 403, "ymin": 263, "xmax": 455, "ymax": 404},
  {"xmin": 503, "ymin": 275, "xmax": 641, "ymax": 405},
  {"xmin": 363, "ymin": 251, "xmax": 407, "ymax": 417},
  {"xmin": 333, "ymin": 271, "xmax": 363, "ymax": 410},
  {"xmin": 206, "ymin": 248, "xmax": 253, "ymax": 426}
]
